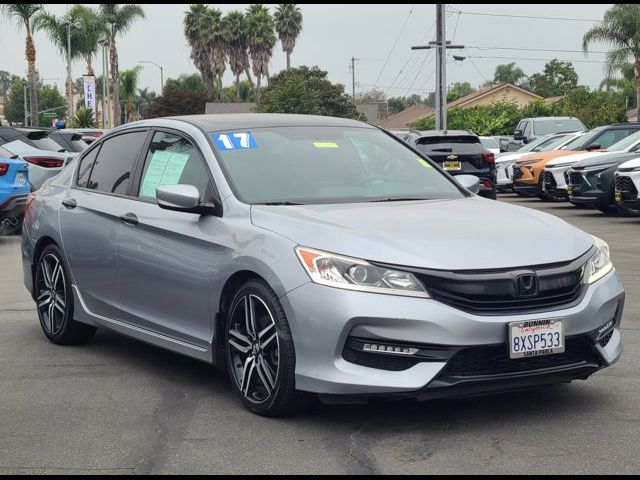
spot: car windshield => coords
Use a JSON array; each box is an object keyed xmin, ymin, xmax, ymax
[
  {"xmin": 533, "ymin": 119, "xmax": 584, "ymax": 135},
  {"xmin": 211, "ymin": 126, "xmax": 465, "ymax": 204},
  {"xmin": 606, "ymin": 130, "xmax": 640, "ymax": 152},
  {"xmin": 480, "ymin": 137, "xmax": 498, "ymax": 149}
]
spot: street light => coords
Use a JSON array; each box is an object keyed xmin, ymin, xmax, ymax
[{"xmin": 138, "ymin": 60, "xmax": 164, "ymax": 95}]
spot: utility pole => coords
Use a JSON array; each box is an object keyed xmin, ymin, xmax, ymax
[
  {"xmin": 23, "ymin": 84, "xmax": 28, "ymax": 126},
  {"xmin": 412, "ymin": 4, "xmax": 464, "ymax": 131},
  {"xmin": 66, "ymin": 22, "xmax": 75, "ymax": 123},
  {"xmin": 350, "ymin": 56, "xmax": 359, "ymax": 104}
]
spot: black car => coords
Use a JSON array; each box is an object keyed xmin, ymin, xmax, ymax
[
  {"xmin": 567, "ymin": 151, "xmax": 640, "ymax": 216},
  {"xmin": 407, "ymin": 130, "xmax": 497, "ymax": 199},
  {"xmin": 0, "ymin": 127, "xmax": 67, "ymax": 153}
]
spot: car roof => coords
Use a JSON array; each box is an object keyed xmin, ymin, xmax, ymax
[
  {"xmin": 415, "ymin": 129, "xmax": 476, "ymax": 137},
  {"xmin": 165, "ymin": 113, "xmax": 371, "ymax": 132}
]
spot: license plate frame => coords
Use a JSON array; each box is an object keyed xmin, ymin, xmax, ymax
[
  {"xmin": 17, "ymin": 171, "xmax": 26, "ymax": 185},
  {"xmin": 443, "ymin": 160, "xmax": 462, "ymax": 171},
  {"xmin": 509, "ymin": 318, "xmax": 565, "ymax": 359}
]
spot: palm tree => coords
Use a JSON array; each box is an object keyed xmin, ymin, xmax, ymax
[
  {"xmin": 246, "ymin": 4, "xmax": 276, "ymax": 102},
  {"xmin": 119, "ymin": 66, "xmax": 141, "ymax": 123},
  {"xmin": 135, "ymin": 87, "xmax": 156, "ymax": 118},
  {"xmin": 99, "ymin": 4, "xmax": 145, "ymax": 126},
  {"xmin": 493, "ymin": 63, "xmax": 527, "ymax": 85},
  {"xmin": 202, "ymin": 7, "xmax": 227, "ymax": 101},
  {"xmin": 601, "ymin": 63, "xmax": 637, "ymax": 109},
  {"xmin": 184, "ymin": 4, "xmax": 215, "ymax": 100},
  {"xmin": 1, "ymin": 4, "xmax": 44, "ymax": 126},
  {"xmin": 274, "ymin": 4, "xmax": 302, "ymax": 70},
  {"xmin": 583, "ymin": 4, "xmax": 640, "ymax": 121},
  {"xmin": 223, "ymin": 10, "xmax": 254, "ymax": 102}
]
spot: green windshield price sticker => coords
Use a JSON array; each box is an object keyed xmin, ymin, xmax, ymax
[
  {"xmin": 313, "ymin": 142, "xmax": 339, "ymax": 148},
  {"xmin": 140, "ymin": 151, "xmax": 190, "ymax": 198},
  {"xmin": 417, "ymin": 157, "xmax": 432, "ymax": 168}
]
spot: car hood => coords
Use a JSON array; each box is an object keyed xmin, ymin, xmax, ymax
[
  {"xmin": 516, "ymin": 149, "xmax": 581, "ymax": 165},
  {"xmin": 251, "ymin": 197, "xmax": 593, "ymax": 271},
  {"xmin": 619, "ymin": 158, "xmax": 640, "ymax": 170},
  {"xmin": 546, "ymin": 150, "xmax": 620, "ymax": 167},
  {"xmin": 495, "ymin": 152, "xmax": 527, "ymax": 164},
  {"xmin": 573, "ymin": 151, "xmax": 640, "ymax": 169}
]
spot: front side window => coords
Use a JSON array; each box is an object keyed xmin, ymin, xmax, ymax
[
  {"xmin": 591, "ymin": 129, "xmax": 633, "ymax": 150},
  {"xmin": 211, "ymin": 126, "xmax": 465, "ymax": 205},
  {"xmin": 137, "ymin": 131, "xmax": 211, "ymax": 202},
  {"xmin": 85, "ymin": 131, "xmax": 147, "ymax": 195}
]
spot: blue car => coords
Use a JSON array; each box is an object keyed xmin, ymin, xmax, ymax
[{"xmin": 0, "ymin": 147, "xmax": 30, "ymax": 233}]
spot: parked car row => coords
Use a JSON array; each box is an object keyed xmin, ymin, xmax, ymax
[
  {"xmin": 498, "ymin": 122, "xmax": 640, "ymax": 216},
  {"xmin": 0, "ymin": 126, "xmax": 108, "ymax": 234}
]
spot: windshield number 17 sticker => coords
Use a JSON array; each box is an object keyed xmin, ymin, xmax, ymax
[{"xmin": 213, "ymin": 132, "xmax": 258, "ymax": 151}]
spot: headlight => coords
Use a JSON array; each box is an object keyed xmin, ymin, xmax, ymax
[
  {"xmin": 295, "ymin": 247, "xmax": 429, "ymax": 298},
  {"xmin": 584, "ymin": 236, "xmax": 613, "ymax": 284}
]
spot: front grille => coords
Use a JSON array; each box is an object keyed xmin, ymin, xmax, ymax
[
  {"xmin": 512, "ymin": 166, "xmax": 523, "ymax": 180},
  {"xmin": 569, "ymin": 171, "xmax": 585, "ymax": 189},
  {"xmin": 615, "ymin": 176, "xmax": 638, "ymax": 200},
  {"xmin": 401, "ymin": 251, "xmax": 592, "ymax": 315},
  {"xmin": 438, "ymin": 336, "xmax": 599, "ymax": 380},
  {"xmin": 542, "ymin": 171, "xmax": 556, "ymax": 189},
  {"xmin": 599, "ymin": 330, "xmax": 614, "ymax": 348}
]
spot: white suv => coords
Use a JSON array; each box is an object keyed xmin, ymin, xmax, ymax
[{"xmin": 615, "ymin": 158, "xmax": 640, "ymax": 211}]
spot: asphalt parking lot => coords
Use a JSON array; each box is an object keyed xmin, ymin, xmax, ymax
[{"xmin": 0, "ymin": 195, "xmax": 639, "ymax": 475}]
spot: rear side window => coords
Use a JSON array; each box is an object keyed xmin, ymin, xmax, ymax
[
  {"xmin": 84, "ymin": 131, "xmax": 147, "ymax": 195},
  {"xmin": 415, "ymin": 136, "xmax": 482, "ymax": 153},
  {"xmin": 591, "ymin": 129, "xmax": 635, "ymax": 149},
  {"xmin": 136, "ymin": 131, "xmax": 211, "ymax": 202},
  {"xmin": 76, "ymin": 147, "xmax": 99, "ymax": 189}
]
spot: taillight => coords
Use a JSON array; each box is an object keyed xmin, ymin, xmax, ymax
[
  {"xmin": 483, "ymin": 178, "xmax": 494, "ymax": 189},
  {"xmin": 0, "ymin": 162, "xmax": 8, "ymax": 176},
  {"xmin": 483, "ymin": 152, "xmax": 495, "ymax": 164},
  {"xmin": 23, "ymin": 156, "xmax": 64, "ymax": 168}
]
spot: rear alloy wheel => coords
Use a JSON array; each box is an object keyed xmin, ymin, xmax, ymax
[
  {"xmin": 225, "ymin": 280, "xmax": 307, "ymax": 416},
  {"xmin": 35, "ymin": 246, "xmax": 96, "ymax": 345}
]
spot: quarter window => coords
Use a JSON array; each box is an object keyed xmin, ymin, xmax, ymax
[
  {"xmin": 136, "ymin": 131, "xmax": 211, "ymax": 202},
  {"xmin": 85, "ymin": 131, "xmax": 147, "ymax": 195},
  {"xmin": 76, "ymin": 146, "xmax": 99, "ymax": 189}
]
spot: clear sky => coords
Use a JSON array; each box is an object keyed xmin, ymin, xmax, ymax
[{"xmin": 0, "ymin": 4, "xmax": 616, "ymax": 98}]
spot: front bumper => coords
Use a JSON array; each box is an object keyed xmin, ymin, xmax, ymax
[
  {"xmin": 282, "ymin": 270, "xmax": 624, "ymax": 397},
  {"xmin": 496, "ymin": 162, "xmax": 515, "ymax": 187},
  {"xmin": 615, "ymin": 171, "xmax": 640, "ymax": 208},
  {"xmin": 542, "ymin": 166, "xmax": 572, "ymax": 197}
]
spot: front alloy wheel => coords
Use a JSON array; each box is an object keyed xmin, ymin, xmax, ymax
[{"xmin": 225, "ymin": 280, "xmax": 308, "ymax": 416}]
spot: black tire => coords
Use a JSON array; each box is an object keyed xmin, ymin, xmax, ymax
[
  {"xmin": 35, "ymin": 245, "xmax": 97, "ymax": 345},
  {"xmin": 224, "ymin": 279, "xmax": 308, "ymax": 416}
]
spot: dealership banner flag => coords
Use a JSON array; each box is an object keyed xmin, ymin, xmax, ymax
[{"xmin": 83, "ymin": 75, "xmax": 96, "ymax": 110}]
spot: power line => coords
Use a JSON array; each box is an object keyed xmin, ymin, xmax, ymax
[
  {"xmin": 464, "ymin": 48, "xmax": 489, "ymax": 82},
  {"xmin": 373, "ymin": 4, "xmax": 415, "ymax": 87},
  {"xmin": 467, "ymin": 55, "xmax": 608, "ymax": 64},
  {"xmin": 466, "ymin": 45, "xmax": 609, "ymax": 55},
  {"xmin": 449, "ymin": 8, "xmax": 600, "ymax": 23}
]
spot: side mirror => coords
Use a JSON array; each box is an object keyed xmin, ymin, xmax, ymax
[
  {"xmin": 456, "ymin": 174, "xmax": 480, "ymax": 194},
  {"xmin": 156, "ymin": 184, "xmax": 220, "ymax": 215},
  {"xmin": 533, "ymin": 147, "xmax": 542, "ymax": 152},
  {"xmin": 513, "ymin": 130, "xmax": 525, "ymax": 141},
  {"xmin": 586, "ymin": 144, "xmax": 601, "ymax": 151}
]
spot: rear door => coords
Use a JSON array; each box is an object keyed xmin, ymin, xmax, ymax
[
  {"xmin": 415, "ymin": 135, "xmax": 489, "ymax": 175},
  {"xmin": 58, "ymin": 129, "xmax": 149, "ymax": 318}
]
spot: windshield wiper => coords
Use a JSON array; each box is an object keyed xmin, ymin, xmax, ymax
[
  {"xmin": 369, "ymin": 197, "xmax": 430, "ymax": 203},
  {"xmin": 261, "ymin": 201, "xmax": 306, "ymax": 206}
]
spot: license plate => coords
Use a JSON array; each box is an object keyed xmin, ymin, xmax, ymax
[
  {"xmin": 541, "ymin": 181, "xmax": 547, "ymax": 192},
  {"xmin": 567, "ymin": 185, "xmax": 573, "ymax": 195},
  {"xmin": 17, "ymin": 172, "xmax": 26, "ymax": 185},
  {"xmin": 443, "ymin": 160, "xmax": 461, "ymax": 171},
  {"xmin": 615, "ymin": 191, "xmax": 622, "ymax": 202},
  {"xmin": 509, "ymin": 319, "xmax": 564, "ymax": 359}
]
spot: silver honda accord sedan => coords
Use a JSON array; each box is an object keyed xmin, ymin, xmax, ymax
[{"xmin": 21, "ymin": 114, "xmax": 624, "ymax": 416}]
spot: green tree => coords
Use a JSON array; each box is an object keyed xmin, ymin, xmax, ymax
[
  {"xmin": 184, "ymin": 4, "xmax": 214, "ymax": 99},
  {"xmin": 119, "ymin": 66, "xmax": 141, "ymax": 123},
  {"xmin": 447, "ymin": 82, "xmax": 475, "ymax": 102},
  {"xmin": 246, "ymin": 4, "xmax": 276, "ymax": 102},
  {"xmin": 529, "ymin": 59, "xmax": 578, "ymax": 97},
  {"xmin": 135, "ymin": 87, "xmax": 156, "ymax": 118},
  {"xmin": 223, "ymin": 10, "xmax": 253, "ymax": 102},
  {"xmin": 583, "ymin": 4, "xmax": 640, "ymax": 121},
  {"xmin": 0, "ymin": 71, "xmax": 20, "ymax": 96},
  {"xmin": 1, "ymin": 4, "xmax": 44, "ymax": 126},
  {"xmin": 601, "ymin": 63, "xmax": 636, "ymax": 109},
  {"xmin": 72, "ymin": 107, "xmax": 97, "ymax": 128},
  {"xmin": 4, "ymin": 79, "xmax": 66, "ymax": 126},
  {"xmin": 493, "ymin": 63, "xmax": 527, "ymax": 85},
  {"xmin": 560, "ymin": 87, "xmax": 626, "ymax": 128},
  {"xmin": 164, "ymin": 73, "xmax": 206, "ymax": 93},
  {"xmin": 356, "ymin": 88, "xmax": 386, "ymax": 104},
  {"xmin": 221, "ymin": 80, "xmax": 254, "ymax": 103},
  {"xmin": 387, "ymin": 97, "xmax": 406, "ymax": 115},
  {"xmin": 143, "ymin": 84, "xmax": 207, "ymax": 119},
  {"xmin": 255, "ymin": 66, "xmax": 362, "ymax": 119},
  {"xmin": 274, "ymin": 4, "xmax": 303, "ymax": 70},
  {"xmin": 99, "ymin": 4, "xmax": 146, "ymax": 126}
]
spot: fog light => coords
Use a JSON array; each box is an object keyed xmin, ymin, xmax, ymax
[{"xmin": 363, "ymin": 343, "xmax": 419, "ymax": 355}]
